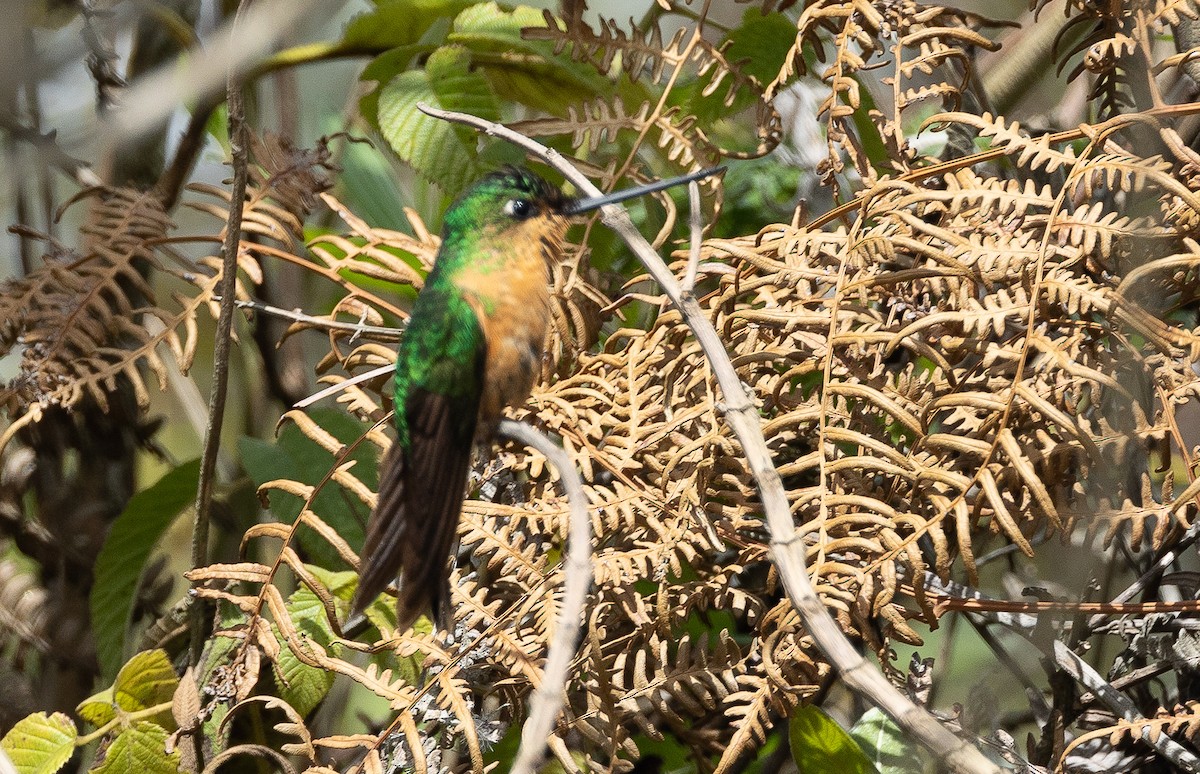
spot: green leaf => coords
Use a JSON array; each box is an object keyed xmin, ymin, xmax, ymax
[
  {"xmin": 196, "ymin": 618, "xmax": 241, "ymax": 758},
  {"xmin": 239, "ymin": 410, "xmax": 380, "ymax": 569},
  {"xmin": 306, "ymin": 566, "xmax": 359, "ymax": 600},
  {"xmin": 789, "ymin": 705, "xmax": 878, "ymax": 774},
  {"xmin": 447, "ymin": 3, "xmax": 606, "ymax": 115},
  {"xmin": 272, "ymin": 641, "xmax": 333, "ymax": 719},
  {"xmin": 76, "ymin": 689, "xmax": 116, "ymax": 728},
  {"xmin": 849, "ymin": 84, "xmax": 890, "ymax": 174},
  {"xmin": 375, "ymin": 44, "xmax": 501, "ymax": 193},
  {"xmin": 0, "ymin": 712, "xmax": 77, "ymax": 774},
  {"xmin": 359, "ymin": 43, "xmax": 431, "ymax": 132},
  {"xmin": 271, "ymin": 581, "xmax": 340, "ymax": 717},
  {"xmin": 91, "ymin": 460, "xmax": 200, "ymax": 680},
  {"xmin": 722, "ymin": 10, "xmax": 798, "ymax": 89},
  {"xmin": 849, "ymin": 708, "xmax": 932, "ymax": 774},
  {"xmin": 343, "ymin": 0, "xmax": 475, "ymax": 50},
  {"xmin": 91, "ymin": 722, "xmax": 180, "ymax": 774},
  {"xmin": 113, "ymin": 650, "xmax": 179, "ymax": 728},
  {"xmin": 713, "ymin": 156, "xmax": 801, "ymax": 239}
]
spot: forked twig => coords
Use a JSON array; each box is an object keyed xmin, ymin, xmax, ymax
[
  {"xmin": 418, "ymin": 103, "xmax": 999, "ymax": 774},
  {"xmin": 926, "ymin": 574, "xmax": 1200, "ymax": 772},
  {"xmin": 1052, "ymin": 641, "xmax": 1200, "ymax": 773},
  {"xmin": 496, "ymin": 420, "xmax": 592, "ymax": 774}
]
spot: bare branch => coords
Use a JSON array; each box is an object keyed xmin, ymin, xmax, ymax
[
  {"xmin": 293, "ymin": 365, "xmax": 393, "ymax": 411},
  {"xmin": 218, "ymin": 296, "xmax": 402, "ymax": 341},
  {"xmin": 189, "ymin": 1, "xmax": 251, "ymax": 675},
  {"xmin": 928, "ymin": 573, "xmax": 1200, "ymax": 773},
  {"xmin": 1050, "ymin": 641, "xmax": 1200, "ymax": 773},
  {"xmin": 0, "ymin": 116, "xmax": 103, "ymax": 188},
  {"xmin": 496, "ymin": 419, "xmax": 593, "ymax": 774}
]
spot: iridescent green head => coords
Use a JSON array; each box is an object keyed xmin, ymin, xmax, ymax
[
  {"xmin": 441, "ymin": 167, "xmax": 569, "ymax": 241},
  {"xmin": 440, "ymin": 164, "xmax": 727, "ymax": 240}
]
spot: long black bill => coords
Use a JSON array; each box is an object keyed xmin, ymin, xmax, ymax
[{"xmin": 563, "ymin": 166, "xmax": 726, "ymax": 215}]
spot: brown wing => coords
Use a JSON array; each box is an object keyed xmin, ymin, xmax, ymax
[{"xmin": 348, "ymin": 387, "xmax": 478, "ymax": 631}]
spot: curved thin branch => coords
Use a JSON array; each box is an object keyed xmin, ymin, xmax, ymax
[
  {"xmin": 496, "ymin": 419, "xmax": 593, "ymax": 774},
  {"xmin": 220, "ymin": 297, "xmax": 402, "ymax": 341},
  {"xmin": 418, "ymin": 103, "xmax": 999, "ymax": 774},
  {"xmin": 682, "ymin": 179, "xmax": 703, "ymax": 295},
  {"xmin": 189, "ymin": 2, "xmax": 251, "ymax": 672}
]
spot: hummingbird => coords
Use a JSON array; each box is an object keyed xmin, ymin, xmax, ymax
[{"xmin": 348, "ymin": 165, "xmax": 725, "ymax": 633}]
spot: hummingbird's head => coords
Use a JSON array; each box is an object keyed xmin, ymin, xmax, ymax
[
  {"xmin": 443, "ymin": 164, "xmax": 727, "ymax": 236},
  {"xmin": 438, "ymin": 165, "xmax": 727, "ymax": 264},
  {"xmin": 443, "ymin": 166, "xmax": 570, "ymax": 244}
]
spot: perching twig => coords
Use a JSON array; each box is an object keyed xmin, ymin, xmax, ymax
[
  {"xmin": 293, "ymin": 365, "xmax": 392, "ymax": 411},
  {"xmin": 496, "ymin": 419, "xmax": 592, "ymax": 774},
  {"xmin": 189, "ymin": 2, "xmax": 251, "ymax": 672},
  {"xmin": 418, "ymin": 103, "xmax": 1000, "ymax": 774}
]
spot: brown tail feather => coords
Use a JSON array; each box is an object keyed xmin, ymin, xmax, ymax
[
  {"xmin": 349, "ymin": 442, "xmax": 407, "ymax": 620},
  {"xmin": 350, "ymin": 388, "xmax": 477, "ymax": 632}
]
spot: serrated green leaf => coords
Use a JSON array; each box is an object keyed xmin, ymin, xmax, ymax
[
  {"xmin": 76, "ymin": 689, "xmax": 116, "ymax": 728},
  {"xmin": 306, "ymin": 566, "xmax": 360, "ymax": 600},
  {"xmin": 113, "ymin": 650, "xmax": 178, "ymax": 728},
  {"xmin": 361, "ymin": 43, "xmax": 429, "ymax": 86},
  {"xmin": 849, "ymin": 708, "xmax": 933, "ymax": 774},
  {"xmin": 359, "ymin": 43, "xmax": 430, "ymax": 131},
  {"xmin": 193, "ymin": 610, "xmax": 243, "ymax": 760},
  {"xmin": 375, "ymin": 44, "xmax": 500, "ymax": 193},
  {"xmin": 290, "ymin": 585, "xmax": 340, "ymax": 644},
  {"xmin": 0, "ymin": 712, "xmax": 77, "ymax": 774},
  {"xmin": 91, "ymin": 460, "xmax": 200, "ymax": 680},
  {"xmin": 446, "ymin": 3, "xmax": 605, "ymax": 114},
  {"xmin": 271, "ymin": 576, "xmax": 356, "ymax": 717},
  {"xmin": 91, "ymin": 722, "xmax": 180, "ymax": 774},
  {"xmin": 789, "ymin": 705, "xmax": 879, "ymax": 774},
  {"xmin": 362, "ymin": 593, "xmax": 398, "ymax": 633},
  {"xmin": 272, "ymin": 634, "xmax": 334, "ymax": 718}
]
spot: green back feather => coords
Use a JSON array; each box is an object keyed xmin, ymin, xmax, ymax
[{"xmin": 391, "ymin": 167, "xmax": 563, "ymax": 449}]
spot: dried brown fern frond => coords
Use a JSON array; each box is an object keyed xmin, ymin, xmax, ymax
[
  {"xmin": 1062, "ymin": 701, "xmax": 1200, "ymax": 764},
  {"xmin": 768, "ymin": 0, "xmax": 1004, "ymax": 186},
  {"xmin": 513, "ymin": 98, "xmax": 724, "ymax": 177},
  {"xmin": 0, "ymin": 188, "xmax": 182, "ymax": 441},
  {"xmin": 0, "ymin": 132, "xmax": 344, "ymax": 453}
]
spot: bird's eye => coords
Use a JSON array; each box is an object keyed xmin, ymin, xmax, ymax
[{"xmin": 503, "ymin": 199, "xmax": 535, "ymax": 220}]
